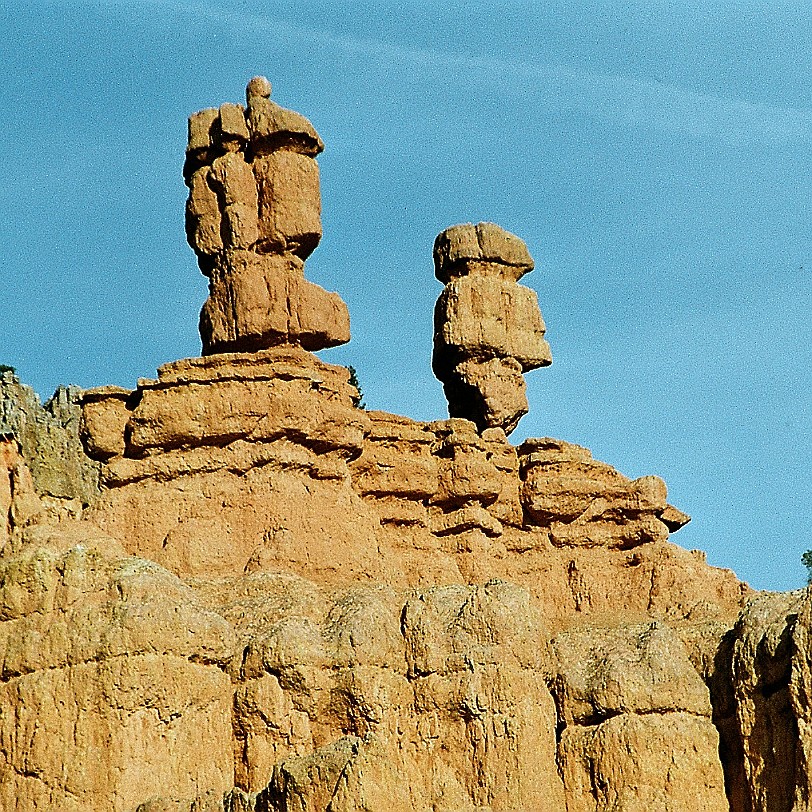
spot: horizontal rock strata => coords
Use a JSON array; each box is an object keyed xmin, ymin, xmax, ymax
[
  {"xmin": 65, "ymin": 348, "xmax": 747, "ymax": 630},
  {"xmin": 2, "ymin": 76, "xmax": 797, "ymax": 812},
  {"xmin": 0, "ymin": 352, "xmax": 786, "ymax": 812}
]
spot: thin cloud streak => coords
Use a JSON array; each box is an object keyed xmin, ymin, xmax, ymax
[{"xmin": 102, "ymin": 0, "xmax": 812, "ymax": 145}]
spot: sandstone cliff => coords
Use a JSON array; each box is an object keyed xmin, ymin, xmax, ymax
[{"xmin": 0, "ymin": 78, "xmax": 804, "ymax": 812}]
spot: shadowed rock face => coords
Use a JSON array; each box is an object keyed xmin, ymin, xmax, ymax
[
  {"xmin": 184, "ymin": 77, "xmax": 350, "ymax": 355},
  {"xmin": 0, "ymin": 370, "xmax": 99, "ymax": 510},
  {"xmin": 432, "ymin": 222, "xmax": 552, "ymax": 435}
]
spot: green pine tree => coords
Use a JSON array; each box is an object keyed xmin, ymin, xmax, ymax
[
  {"xmin": 802, "ymin": 550, "xmax": 812, "ymax": 585},
  {"xmin": 346, "ymin": 365, "xmax": 365, "ymax": 409}
]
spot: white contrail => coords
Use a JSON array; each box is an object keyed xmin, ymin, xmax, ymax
[{"xmin": 97, "ymin": 0, "xmax": 812, "ymax": 145}]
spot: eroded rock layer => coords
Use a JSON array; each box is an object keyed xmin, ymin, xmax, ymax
[
  {"xmin": 1, "ymin": 77, "xmax": 805, "ymax": 812},
  {"xmin": 68, "ymin": 349, "xmax": 746, "ymax": 630},
  {"xmin": 1, "ymin": 346, "xmax": 762, "ymax": 811}
]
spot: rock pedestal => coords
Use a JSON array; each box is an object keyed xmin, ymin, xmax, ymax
[
  {"xmin": 184, "ymin": 77, "xmax": 350, "ymax": 355},
  {"xmin": 432, "ymin": 222, "xmax": 551, "ymax": 434}
]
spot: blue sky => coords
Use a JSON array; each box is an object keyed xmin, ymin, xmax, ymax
[{"xmin": 1, "ymin": 1, "xmax": 810, "ymax": 590}]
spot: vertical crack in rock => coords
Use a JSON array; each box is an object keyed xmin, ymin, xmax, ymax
[
  {"xmin": 709, "ymin": 627, "xmax": 751, "ymax": 812},
  {"xmin": 722, "ymin": 591, "xmax": 811, "ymax": 812}
]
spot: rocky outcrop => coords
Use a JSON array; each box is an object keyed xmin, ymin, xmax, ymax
[
  {"xmin": 432, "ymin": 222, "xmax": 552, "ymax": 434},
  {"xmin": 0, "ymin": 370, "xmax": 99, "ymax": 512},
  {"xmin": 0, "ymin": 537, "xmax": 235, "ymax": 812},
  {"xmin": 552, "ymin": 622, "xmax": 728, "ymax": 810},
  {"xmin": 73, "ymin": 359, "xmax": 746, "ymax": 629},
  {"xmin": 188, "ymin": 575, "xmax": 566, "ymax": 811},
  {"xmin": 715, "ymin": 589, "xmax": 812, "ymax": 812},
  {"xmin": 0, "ymin": 438, "xmax": 40, "ymax": 551},
  {"xmin": 80, "ymin": 347, "xmax": 381, "ymax": 582},
  {"xmin": 3, "ymin": 75, "xmax": 807, "ymax": 812},
  {"xmin": 519, "ymin": 437, "xmax": 690, "ymax": 548},
  {"xmin": 350, "ymin": 413, "xmax": 521, "ymax": 541},
  {"xmin": 0, "ymin": 509, "xmax": 781, "ymax": 812},
  {"xmin": 185, "ymin": 77, "xmax": 349, "ymax": 355}
]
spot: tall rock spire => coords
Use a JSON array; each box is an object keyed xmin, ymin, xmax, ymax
[
  {"xmin": 432, "ymin": 222, "xmax": 552, "ymax": 434},
  {"xmin": 184, "ymin": 77, "xmax": 350, "ymax": 355}
]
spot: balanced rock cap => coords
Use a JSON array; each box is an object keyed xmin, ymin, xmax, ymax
[
  {"xmin": 184, "ymin": 77, "xmax": 324, "ymax": 181},
  {"xmin": 434, "ymin": 222, "xmax": 535, "ymax": 284},
  {"xmin": 245, "ymin": 76, "xmax": 324, "ymax": 157},
  {"xmin": 246, "ymin": 75, "xmax": 272, "ymax": 99}
]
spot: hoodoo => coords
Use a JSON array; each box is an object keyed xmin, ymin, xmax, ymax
[
  {"xmin": 185, "ymin": 77, "xmax": 350, "ymax": 355},
  {"xmin": 432, "ymin": 221, "xmax": 552, "ymax": 434},
  {"xmin": 0, "ymin": 79, "xmax": 807, "ymax": 812}
]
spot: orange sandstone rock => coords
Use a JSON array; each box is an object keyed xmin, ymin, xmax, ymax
[
  {"xmin": 432, "ymin": 222, "xmax": 552, "ymax": 434},
  {"xmin": 519, "ymin": 437, "xmax": 680, "ymax": 549},
  {"xmin": 74, "ymin": 350, "xmax": 745, "ymax": 633},
  {"xmin": 184, "ymin": 78, "xmax": 348, "ymax": 355},
  {"xmin": 1, "ymin": 75, "xmax": 795, "ymax": 812},
  {"xmin": 552, "ymin": 622, "xmax": 728, "ymax": 810},
  {"xmin": 0, "ymin": 542, "xmax": 235, "ymax": 812},
  {"xmin": 189, "ymin": 575, "xmax": 566, "ymax": 810}
]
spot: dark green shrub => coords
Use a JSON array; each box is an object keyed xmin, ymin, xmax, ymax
[
  {"xmin": 346, "ymin": 365, "xmax": 365, "ymax": 409},
  {"xmin": 802, "ymin": 550, "xmax": 812, "ymax": 585}
]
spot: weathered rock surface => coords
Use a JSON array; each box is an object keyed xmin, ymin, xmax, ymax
[
  {"xmin": 432, "ymin": 222, "xmax": 552, "ymax": 434},
  {"xmin": 0, "ymin": 355, "xmax": 754, "ymax": 811},
  {"xmin": 0, "ymin": 538, "xmax": 235, "ymax": 812},
  {"xmin": 80, "ymin": 347, "xmax": 381, "ymax": 582},
  {"xmin": 0, "ymin": 364, "xmax": 795, "ymax": 812},
  {"xmin": 185, "ymin": 576, "xmax": 566, "ymax": 811},
  {"xmin": 552, "ymin": 622, "xmax": 728, "ymax": 810},
  {"xmin": 185, "ymin": 78, "xmax": 349, "ymax": 355},
  {"xmin": 70, "ymin": 356, "xmax": 748, "ymax": 631},
  {"xmin": 3, "ymin": 76, "xmax": 807, "ymax": 812},
  {"xmin": 0, "ymin": 334, "xmax": 762, "ymax": 812},
  {"xmin": 0, "ymin": 438, "xmax": 42, "ymax": 553},
  {"xmin": 519, "ymin": 436, "xmax": 689, "ymax": 548},
  {"xmin": 0, "ymin": 370, "xmax": 99, "ymax": 511},
  {"xmin": 715, "ymin": 589, "xmax": 812, "ymax": 812}
]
